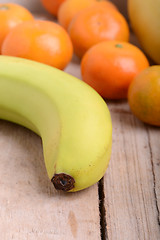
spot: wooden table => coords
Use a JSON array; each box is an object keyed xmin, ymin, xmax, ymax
[{"xmin": 0, "ymin": 1, "xmax": 160, "ymax": 239}]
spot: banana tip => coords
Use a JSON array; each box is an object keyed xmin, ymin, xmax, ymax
[{"xmin": 51, "ymin": 173, "xmax": 75, "ymax": 192}]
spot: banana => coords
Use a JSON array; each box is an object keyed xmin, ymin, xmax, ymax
[{"xmin": 0, "ymin": 55, "xmax": 112, "ymax": 192}]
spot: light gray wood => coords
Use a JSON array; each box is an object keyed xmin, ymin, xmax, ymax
[
  {"xmin": 0, "ymin": 120, "xmax": 101, "ymax": 240},
  {"xmin": 104, "ymin": 102, "xmax": 160, "ymax": 239},
  {"xmin": 147, "ymin": 127, "xmax": 160, "ymax": 224}
]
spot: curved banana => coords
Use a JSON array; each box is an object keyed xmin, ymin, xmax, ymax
[{"xmin": 0, "ymin": 56, "xmax": 112, "ymax": 192}]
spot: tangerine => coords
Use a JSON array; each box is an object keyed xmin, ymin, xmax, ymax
[
  {"xmin": 68, "ymin": 3, "xmax": 129, "ymax": 58},
  {"xmin": 2, "ymin": 20, "xmax": 73, "ymax": 70},
  {"xmin": 81, "ymin": 41, "xmax": 149, "ymax": 99},
  {"xmin": 0, "ymin": 3, "xmax": 34, "ymax": 53},
  {"xmin": 128, "ymin": 66, "xmax": 160, "ymax": 126},
  {"xmin": 58, "ymin": 0, "xmax": 117, "ymax": 30},
  {"xmin": 40, "ymin": 0, "xmax": 66, "ymax": 17}
]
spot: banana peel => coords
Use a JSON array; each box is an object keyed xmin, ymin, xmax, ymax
[
  {"xmin": 128, "ymin": 0, "xmax": 160, "ymax": 64},
  {"xmin": 0, "ymin": 56, "xmax": 112, "ymax": 192}
]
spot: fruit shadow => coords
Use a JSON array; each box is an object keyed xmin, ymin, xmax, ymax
[
  {"xmin": 0, "ymin": 120, "xmax": 55, "ymax": 196},
  {"xmin": 0, "ymin": 120, "xmax": 93, "ymax": 199},
  {"xmin": 104, "ymin": 98, "xmax": 160, "ymax": 133}
]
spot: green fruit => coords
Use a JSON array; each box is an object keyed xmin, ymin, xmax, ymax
[{"xmin": 0, "ymin": 56, "xmax": 112, "ymax": 192}]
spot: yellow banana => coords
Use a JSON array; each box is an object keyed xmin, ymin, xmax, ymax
[
  {"xmin": 0, "ymin": 56, "xmax": 112, "ymax": 192},
  {"xmin": 128, "ymin": 0, "xmax": 160, "ymax": 64}
]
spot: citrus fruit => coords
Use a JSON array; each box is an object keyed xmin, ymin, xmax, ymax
[
  {"xmin": 68, "ymin": 3, "xmax": 129, "ymax": 58},
  {"xmin": 0, "ymin": 3, "xmax": 34, "ymax": 53},
  {"xmin": 58, "ymin": 0, "xmax": 117, "ymax": 30},
  {"xmin": 128, "ymin": 66, "xmax": 160, "ymax": 126},
  {"xmin": 81, "ymin": 40, "xmax": 149, "ymax": 99},
  {"xmin": 40, "ymin": 0, "xmax": 66, "ymax": 17},
  {"xmin": 2, "ymin": 20, "xmax": 73, "ymax": 70}
]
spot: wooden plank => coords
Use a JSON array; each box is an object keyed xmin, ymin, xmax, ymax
[
  {"xmin": 0, "ymin": 120, "xmax": 101, "ymax": 240},
  {"xmin": 147, "ymin": 126, "xmax": 160, "ymax": 224},
  {"xmin": 103, "ymin": 101, "xmax": 160, "ymax": 239}
]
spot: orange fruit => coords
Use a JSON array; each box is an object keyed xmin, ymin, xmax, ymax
[
  {"xmin": 40, "ymin": 0, "xmax": 66, "ymax": 17},
  {"xmin": 0, "ymin": 3, "xmax": 34, "ymax": 53},
  {"xmin": 81, "ymin": 40, "xmax": 149, "ymax": 99},
  {"xmin": 1, "ymin": 20, "xmax": 73, "ymax": 70},
  {"xmin": 68, "ymin": 2, "xmax": 129, "ymax": 58},
  {"xmin": 58, "ymin": 0, "xmax": 117, "ymax": 30},
  {"xmin": 128, "ymin": 66, "xmax": 160, "ymax": 126}
]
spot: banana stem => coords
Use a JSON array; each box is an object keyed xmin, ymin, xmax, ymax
[{"xmin": 51, "ymin": 173, "xmax": 75, "ymax": 191}]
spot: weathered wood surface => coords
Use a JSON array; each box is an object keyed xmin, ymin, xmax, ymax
[
  {"xmin": 0, "ymin": 0, "xmax": 160, "ymax": 239},
  {"xmin": 104, "ymin": 102, "xmax": 160, "ymax": 240},
  {"xmin": 0, "ymin": 120, "xmax": 101, "ymax": 240}
]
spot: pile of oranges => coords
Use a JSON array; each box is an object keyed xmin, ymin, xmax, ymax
[{"xmin": 0, "ymin": 0, "xmax": 159, "ymax": 126}]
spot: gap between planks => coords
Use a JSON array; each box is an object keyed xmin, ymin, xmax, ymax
[
  {"xmin": 147, "ymin": 128, "xmax": 160, "ymax": 226},
  {"xmin": 98, "ymin": 177, "xmax": 108, "ymax": 240}
]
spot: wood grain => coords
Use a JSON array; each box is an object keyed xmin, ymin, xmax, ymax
[
  {"xmin": 147, "ymin": 126, "xmax": 160, "ymax": 225},
  {"xmin": 0, "ymin": 120, "xmax": 101, "ymax": 240},
  {"xmin": 104, "ymin": 102, "xmax": 160, "ymax": 240}
]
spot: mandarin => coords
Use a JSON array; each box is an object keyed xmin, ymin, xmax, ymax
[
  {"xmin": 58, "ymin": 0, "xmax": 117, "ymax": 30},
  {"xmin": 40, "ymin": 0, "xmax": 66, "ymax": 17},
  {"xmin": 2, "ymin": 20, "xmax": 73, "ymax": 70},
  {"xmin": 0, "ymin": 3, "xmax": 34, "ymax": 53},
  {"xmin": 68, "ymin": 3, "xmax": 129, "ymax": 58},
  {"xmin": 128, "ymin": 66, "xmax": 160, "ymax": 126},
  {"xmin": 81, "ymin": 41, "xmax": 149, "ymax": 99}
]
